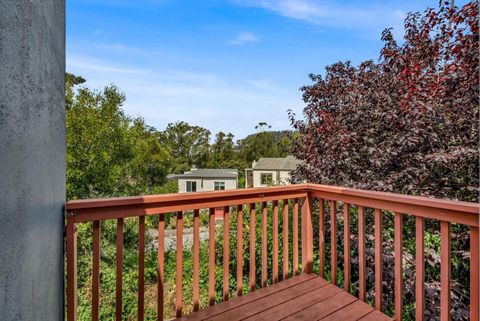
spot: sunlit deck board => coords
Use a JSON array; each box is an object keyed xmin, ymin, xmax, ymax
[{"xmin": 175, "ymin": 274, "xmax": 392, "ymax": 321}]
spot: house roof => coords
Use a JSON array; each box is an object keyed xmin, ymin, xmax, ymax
[
  {"xmin": 252, "ymin": 155, "xmax": 301, "ymax": 171},
  {"xmin": 168, "ymin": 168, "xmax": 238, "ymax": 179}
]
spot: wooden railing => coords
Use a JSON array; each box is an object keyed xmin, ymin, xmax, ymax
[{"xmin": 65, "ymin": 183, "xmax": 479, "ymax": 321}]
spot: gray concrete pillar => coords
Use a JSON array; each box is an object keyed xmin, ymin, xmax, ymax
[{"xmin": 0, "ymin": 1, "xmax": 65, "ymax": 320}]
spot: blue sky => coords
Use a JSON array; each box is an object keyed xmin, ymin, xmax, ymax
[{"xmin": 67, "ymin": 0, "xmax": 456, "ymax": 139}]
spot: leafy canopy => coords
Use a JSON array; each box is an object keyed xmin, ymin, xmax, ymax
[{"xmin": 66, "ymin": 74, "xmax": 173, "ymax": 199}]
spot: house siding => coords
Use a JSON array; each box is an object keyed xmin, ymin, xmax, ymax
[
  {"xmin": 178, "ymin": 177, "xmax": 237, "ymax": 193},
  {"xmin": 252, "ymin": 170, "xmax": 292, "ymax": 187}
]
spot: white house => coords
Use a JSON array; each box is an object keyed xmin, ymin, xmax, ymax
[
  {"xmin": 168, "ymin": 168, "xmax": 238, "ymax": 193},
  {"xmin": 245, "ymin": 155, "xmax": 302, "ymax": 188}
]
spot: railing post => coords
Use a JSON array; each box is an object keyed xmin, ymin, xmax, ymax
[
  {"xmin": 209, "ymin": 208, "xmax": 216, "ymax": 304},
  {"xmin": 471, "ymin": 226, "xmax": 479, "ymax": 321},
  {"xmin": 158, "ymin": 215, "xmax": 165, "ymax": 320},
  {"xmin": 66, "ymin": 213, "xmax": 77, "ymax": 321},
  {"xmin": 440, "ymin": 221, "xmax": 451, "ymax": 321},
  {"xmin": 175, "ymin": 212, "xmax": 183, "ymax": 318},
  {"xmin": 375, "ymin": 208, "xmax": 383, "ymax": 311},
  {"xmin": 249, "ymin": 203, "xmax": 256, "ymax": 292},
  {"xmin": 331, "ymin": 201, "xmax": 338, "ymax": 285},
  {"xmin": 293, "ymin": 199, "xmax": 299, "ymax": 276},
  {"xmin": 415, "ymin": 216, "xmax": 425, "ymax": 321},
  {"xmin": 394, "ymin": 212, "xmax": 403, "ymax": 321},
  {"xmin": 261, "ymin": 202, "xmax": 268, "ymax": 287},
  {"xmin": 223, "ymin": 206, "xmax": 230, "ymax": 301},
  {"xmin": 193, "ymin": 210, "xmax": 200, "ymax": 311},
  {"xmin": 358, "ymin": 205, "xmax": 366, "ymax": 299},
  {"xmin": 301, "ymin": 193, "xmax": 313, "ymax": 273}
]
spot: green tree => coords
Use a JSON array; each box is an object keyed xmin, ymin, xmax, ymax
[
  {"xmin": 237, "ymin": 122, "xmax": 293, "ymax": 166},
  {"xmin": 123, "ymin": 118, "xmax": 173, "ymax": 195},
  {"xmin": 66, "ymin": 73, "xmax": 173, "ymax": 199},
  {"xmin": 208, "ymin": 131, "xmax": 238, "ymax": 168},
  {"xmin": 159, "ymin": 121, "xmax": 211, "ymax": 173}
]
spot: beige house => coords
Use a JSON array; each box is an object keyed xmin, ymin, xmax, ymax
[
  {"xmin": 245, "ymin": 155, "xmax": 302, "ymax": 188},
  {"xmin": 168, "ymin": 168, "xmax": 238, "ymax": 193}
]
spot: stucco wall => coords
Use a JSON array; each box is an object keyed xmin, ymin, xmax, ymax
[
  {"xmin": 177, "ymin": 178, "xmax": 237, "ymax": 193},
  {"xmin": 252, "ymin": 170, "xmax": 292, "ymax": 187},
  {"xmin": 0, "ymin": 1, "xmax": 65, "ymax": 320},
  {"xmin": 278, "ymin": 170, "xmax": 293, "ymax": 184}
]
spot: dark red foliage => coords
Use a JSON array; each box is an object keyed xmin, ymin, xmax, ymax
[
  {"xmin": 291, "ymin": 2, "xmax": 478, "ymax": 319},
  {"xmin": 290, "ymin": 1, "xmax": 479, "ymax": 203}
]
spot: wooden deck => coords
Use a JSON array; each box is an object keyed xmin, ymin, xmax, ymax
[{"xmin": 176, "ymin": 273, "xmax": 392, "ymax": 321}]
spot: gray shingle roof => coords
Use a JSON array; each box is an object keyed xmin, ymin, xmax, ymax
[
  {"xmin": 168, "ymin": 169, "xmax": 238, "ymax": 179},
  {"xmin": 252, "ymin": 156, "xmax": 301, "ymax": 171}
]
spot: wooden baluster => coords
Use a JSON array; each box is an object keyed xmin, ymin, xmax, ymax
[
  {"xmin": 176, "ymin": 212, "xmax": 183, "ymax": 318},
  {"xmin": 440, "ymin": 221, "xmax": 451, "ymax": 321},
  {"xmin": 343, "ymin": 203, "xmax": 350, "ymax": 292},
  {"xmin": 358, "ymin": 206, "xmax": 366, "ymax": 301},
  {"xmin": 138, "ymin": 216, "xmax": 145, "ymax": 321},
  {"xmin": 236, "ymin": 205, "xmax": 244, "ymax": 297},
  {"xmin": 394, "ymin": 212, "xmax": 403, "ymax": 321},
  {"xmin": 92, "ymin": 221, "xmax": 100, "ymax": 321},
  {"xmin": 471, "ymin": 226, "xmax": 479, "ymax": 321},
  {"xmin": 223, "ymin": 206, "xmax": 230, "ymax": 301},
  {"xmin": 302, "ymin": 195, "xmax": 314, "ymax": 273},
  {"xmin": 193, "ymin": 209, "xmax": 200, "ymax": 311},
  {"xmin": 273, "ymin": 200, "xmax": 279, "ymax": 283},
  {"xmin": 66, "ymin": 214, "xmax": 77, "ymax": 321},
  {"xmin": 319, "ymin": 199, "xmax": 325, "ymax": 278},
  {"xmin": 249, "ymin": 203, "xmax": 256, "ymax": 292},
  {"xmin": 283, "ymin": 199, "xmax": 289, "ymax": 280},
  {"xmin": 330, "ymin": 201, "xmax": 337, "ymax": 284},
  {"xmin": 374, "ymin": 209, "xmax": 383, "ymax": 311},
  {"xmin": 415, "ymin": 216, "xmax": 425, "ymax": 321},
  {"xmin": 157, "ymin": 215, "xmax": 165, "ymax": 321},
  {"xmin": 115, "ymin": 218, "xmax": 124, "ymax": 321},
  {"xmin": 209, "ymin": 208, "xmax": 215, "ymax": 305},
  {"xmin": 261, "ymin": 202, "xmax": 268, "ymax": 287},
  {"xmin": 293, "ymin": 199, "xmax": 299, "ymax": 276}
]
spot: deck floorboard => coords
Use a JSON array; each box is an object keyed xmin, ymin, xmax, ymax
[{"xmin": 175, "ymin": 274, "xmax": 392, "ymax": 321}]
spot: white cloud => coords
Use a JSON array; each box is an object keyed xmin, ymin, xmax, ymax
[
  {"xmin": 234, "ymin": 0, "xmax": 407, "ymax": 35},
  {"xmin": 91, "ymin": 42, "xmax": 168, "ymax": 58},
  {"xmin": 228, "ymin": 32, "xmax": 261, "ymax": 46},
  {"xmin": 95, "ymin": 43, "xmax": 145, "ymax": 53},
  {"xmin": 247, "ymin": 78, "xmax": 279, "ymax": 92},
  {"xmin": 68, "ymin": 55, "xmax": 152, "ymax": 75},
  {"xmin": 66, "ymin": 53, "xmax": 301, "ymax": 138}
]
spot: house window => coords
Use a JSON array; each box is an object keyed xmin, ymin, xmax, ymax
[
  {"xmin": 214, "ymin": 181, "xmax": 226, "ymax": 190},
  {"xmin": 260, "ymin": 173, "xmax": 273, "ymax": 185},
  {"xmin": 186, "ymin": 181, "xmax": 197, "ymax": 192}
]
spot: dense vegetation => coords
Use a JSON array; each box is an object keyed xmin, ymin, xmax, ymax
[
  {"xmin": 66, "ymin": 74, "xmax": 293, "ymax": 200},
  {"xmin": 289, "ymin": 1, "xmax": 478, "ymax": 319},
  {"xmin": 69, "ymin": 1, "xmax": 478, "ymax": 320}
]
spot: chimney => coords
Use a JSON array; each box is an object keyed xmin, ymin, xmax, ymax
[
  {"xmin": 252, "ymin": 160, "xmax": 257, "ymax": 168},
  {"xmin": 191, "ymin": 165, "xmax": 198, "ymax": 171}
]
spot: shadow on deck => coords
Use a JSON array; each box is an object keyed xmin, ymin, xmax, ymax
[{"xmin": 176, "ymin": 273, "xmax": 392, "ymax": 321}]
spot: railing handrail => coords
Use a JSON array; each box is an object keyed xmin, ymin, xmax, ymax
[
  {"xmin": 65, "ymin": 183, "xmax": 480, "ymax": 321},
  {"xmin": 66, "ymin": 183, "xmax": 479, "ymax": 226},
  {"xmin": 307, "ymin": 184, "xmax": 479, "ymax": 227},
  {"xmin": 307, "ymin": 183, "xmax": 478, "ymax": 213},
  {"xmin": 67, "ymin": 184, "xmax": 309, "ymax": 223},
  {"xmin": 66, "ymin": 184, "xmax": 309, "ymax": 210}
]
